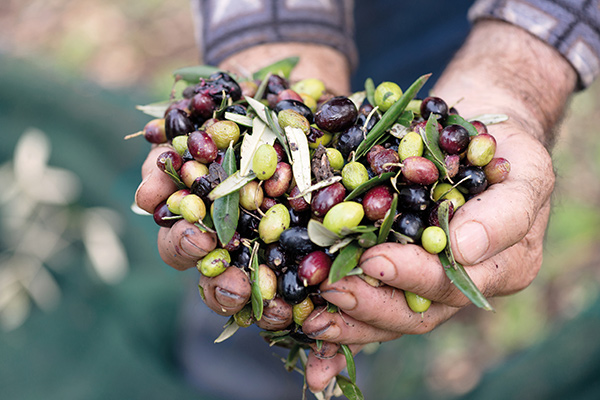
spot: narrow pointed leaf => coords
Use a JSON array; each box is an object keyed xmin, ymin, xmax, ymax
[
  {"xmin": 437, "ymin": 201, "xmax": 494, "ymax": 311},
  {"xmin": 420, "ymin": 114, "xmax": 450, "ymax": 180},
  {"xmin": 468, "ymin": 113, "xmax": 509, "ymax": 125},
  {"xmin": 173, "ymin": 65, "xmax": 223, "ymax": 83},
  {"xmin": 445, "ymin": 114, "xmax": 479, "ymax": 136},
  {"xmin": 250, "ymin": 242, "xmax": 263, "ymax": 320},
  {"xmin": 225, "ymin": 112, "xmax": 253, "ymax": 127},
  {"xmin": 239, "ymin": 117, "xmax": 277, "ymax": 176},
  {"xmin": 355, "ymin": 73, "xmax": 431, "ymax": 158},
  {"xmin": 307, "ymin": 219, "xmax": 341, "ymax": 247},
  {"xmin": 341, "ymin": 344, "xmax": 357, "ymax": 383},
  {"xmin": 212, "ymin": 146, "xmax": 239, "ymax": 245},
  {"xmin": 136, "ymin": 101, "xmax": 171, "ymax": 118},
  {"xmin": 336, "ymin": 376, "xmax": 364, "ymax": 400},
  {"xmin": 329, "ymin": 242, "xmax": 364, "ymax": 284},
  {"xmin": 208, "ymin": 171, "xmax": 256, "ymax": 201},
  {"xmin": 377, "ymin": 193, "xmax": 398, "ymax": 244},
  {"xmin": 285, "ymin": 126, "xmax": 312, "ymax": 203},
  {"xmin": 252, "ymin": 56, "xmax": 299, "ymax": 80},
  {"xmin": 365, "ymin": 77, "xmax": 376, "ymax": 106},
  {"xmin": 344, "ymin": 172, "xmax": 395, "ymax": 201},
  {"xmin": 214, "ymin": 317, "xmax": 240, "ymax": 343}
]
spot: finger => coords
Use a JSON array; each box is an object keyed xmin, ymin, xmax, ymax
[
  {"xmin": 135, "ymin": 145, "xmax": 178, "ymax": 213},
  {"xmin": 157, "ymin": 219, "xmax": 217, "ymax": 270},
  {"xmin": 255, "ymin": 297, "xmax": 293, "ymax": 331},
  {"xmin": 359, "ymin": 200, "xmax": 549, "ymax": 307},
  {"xmin": 199, "ymin": 266, "xmax": 252, "ymax": 316},
  {"xmin": 449, "ymin": 130, "xmax": 554, "ymax": 265},
  {"xmin": 309, "ymin": 341, "xmax": 340, "ymax": 360},
  {"xmin": 305, "ymin": 344, "xmax": 363, "ymax": 393},
  {"xmin": 318, "ymin": 276, "xmax": 459, "ymax": 334},
  {"xmin": 302, "ymin": 306, "xmax": 401, "ymax": 344}
]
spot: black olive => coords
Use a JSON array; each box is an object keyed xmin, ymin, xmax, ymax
[
  {"xmin": 277, "ymin": 267, "xmax": 309, "ymax": 306},
  {"xmin": 274, "ymin": 99, "xmax": 314, "ymax": 123},
  {"xmin": 278, "ymin": 226, "xmax": 317, "ymax": 258}
]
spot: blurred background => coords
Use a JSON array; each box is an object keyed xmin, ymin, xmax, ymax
[{"xmin": 1, "ymin": 0, "xmax": 599, "ymax": 399}]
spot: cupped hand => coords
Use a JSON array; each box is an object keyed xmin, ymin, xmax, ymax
[{"xmin": 302, "ymin": 114, "xmax": 556, "ymax": 392}]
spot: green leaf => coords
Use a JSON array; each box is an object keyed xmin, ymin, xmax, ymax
[
  {"xmin": 445, "ymin": 114, "xmax": 479, "ymax": 136},
  {"xmin": 396, "ymin": 110, "xmax": 415, "ymax": 127},
  {"xmin": 307, "ymin": 219, "xmax": 341, "ymax": 247},
  {"xmin": 336, "ymin": 375, "xmax": 364, "ymax": 400},
  {"xmin": 252, "ymin": 56, "xmax": 300, "ymax": 80},
  {"xmin": 420, "ymin": 113, "xmax": 450, "ymax": 180},
  {"xmin": 340, "ymin": 344, "xmax": 357, "ymax": 383},
  {"xmin": 355, "ymin": 73, "xmax": 431, "ymax": 159},
  {"xmin": 212, "ymin": 146, "xmax": 239, "ymax": 245},
  {"xmin": 208, "ymin": 171, "xmax": 255, "ymax": 201},
  {"xmin": 377, "ymin": 193, "xmax": 398, "ymax": 244},
  {"xmin": 250, "ymin": 242, "xmax": 264, "ymax": 320},
  {"xmin": 163, "ymin": 157, "xmax": 187, "ymax": 190},
  {"xmin": 224, "ymin": 112, "xmax": 253, "ymax": 127},
  {"xmin": 266, "ymin": 109, "xmax": 292, "ymax": 160},
  {"xmin": 344, "ymin": 172, "xmax": 395, "ymax": 201},
  {"xmin": 437, "ymin": 201, "xmax": 494, "ymax": 311},
  {"xmin": 172, "ymin": 65, "xmax": 223, "ymax": 83},
  {"xmin": 239, "ymin": 117, "xmax": 277, "ymax": 176},
  {"xmin": 254, "ymin": 72, "xmax": 271, "ymax": 101},
  {"xmin": 328, "ymin": 242, "xmax": 364, "ymax": 284},
  {"xmin": 135, "ymin": 100, "xmax": 171, "ymax": 118},
  {"xmin": 365, "ymin": 78, "xmax": 376, "ymax": 106}
]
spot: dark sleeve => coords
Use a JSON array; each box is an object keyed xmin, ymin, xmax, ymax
[
  {"xmin": 191, "ymin": 0, "xmax": 358, "ymax": 70},
  {"xmin": 469, "ymin": 0, "xmax": 600, "ymax": 89}
]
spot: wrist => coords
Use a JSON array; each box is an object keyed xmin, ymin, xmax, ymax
[
  {"xmin": 433, "ymin": 20, "xmax": 577, "ymax": 148},
  {"xmin": 218, "ymin": 43, "xmax": 352, "ymax": 96}
]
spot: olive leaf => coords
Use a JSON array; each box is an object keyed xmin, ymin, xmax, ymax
[
  {"xmin": 336, "ymin": 375, "xmax": 364, "ymax": 400},
  {"xmin": 344, "ymin": 172, "xmax": 395, "ymax": 201},
  {"xmin": 355, "ymin": 73, "xmax": 431, "ymax": 159},
  {"xmin": 288, "ymin": 175, "xmax": 342, "ymax": 200},
  {"xmin": 172, "ymin": 64, "xmax": 223, "ymax": 83},
  {"xmin": 468, "ymin": 113, "xmax": 509, "ymax": 125},
  {"xmin": 339, "ymin": 225, "xmax": 378, "ymax": 235},
  {"xmin": 420, "ymin": 113, "xmax": 450, "ymax": 181},
  {"xmin": 239, "ymin": 117, "xmax": 277, "ymax": 176},
  {"xmin": 224, "ymin": 112, "xmax": 253, "ymax": 127},
  {"xmin": 396, "ymin": 110, "xmax": 415, "ymax": 127},
  {"xmin": 250, "ymin": 241, "xmax": 264, "ymax": 320},
  {"xmin": 329, "ymin": 241, "xmax": 364, "ymax": 284},
  {"xmin": 328, "ymin": 237, "xmax": 354, "ymax": 254},
  {"xmin": 388, "ymin": 229, "xmax": 415, "ymax": 245},
  {"xmin": 307, "ymin": 219, "xmax": 341, "ymax": 247},
  {"xmin": 252, "ymin": 56, "xmax": 299, "ymax": 80},
  {"xmin": 212, "ymin": 146, "xmax": 240, "ymax": 245},
  {"xmin": 348, "ymin": 90, "xmax": 367, "ymax": 111},
  {"xmin": 445, "ymin": 114, "xmax": 479, "ymax": 137},
  {"xmin": 208, "ymin": 171, "xmax": 256, "ymax": 201},
  {"xmin": 437, "ymin": 200, "xmax": 494, "ymax": 311},
  {"xmin": 285, "ymin": 126, "xmax": 312, "ymax": 203},
  {"xmin": 285, "ymin": 344, "xmax": 302, "ymax": 372},
  {"xmin": 245, "ymin": 96, "xmax": 292, "ymax": 160},
  {"xmin": 340, "ymin": 344, "xmax": 357, "ymax": 384},
  {"xmin": 253, "ymin": 71, "xmax": 271, "ymax": 101},
  {"xmin": 163, "ymin": 157, "xmax": 187, "ymax": 190},
  {"xmin": 377, "ymin": 193, "xmax": 398, "ymax": 244},
  {"xmin": 214, "ymin": 317, "xmax": 240, "ymax": 343},
  {"xmin": 135, "ymin": 100, "xmax": 171, "ymax": 118}
]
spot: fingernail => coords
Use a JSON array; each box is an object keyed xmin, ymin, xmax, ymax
[
  {"xmin": 322, "ymin": 290, "xmax": 357, "ymax": 311},
  {"xmin": 181, "ymin": 229, "xmax": 209, "ymax": 257},
  {"xmin": 307, "ymin": 322, "xmax": 341, "ymax": 341},
  {"xmin": 454, "ymin": 221, "xmax": 490, "ymax": 264},
  {"xmin": 215, "ymin": 287, "xmax": 242, "ymax": 308},
  {"xmin": 360, "ymin": 255, "xmax": 397, "ymax": 281},
  {"xmin": 311, "ymin": 341, "xmax": 340, "ymax": 359}
]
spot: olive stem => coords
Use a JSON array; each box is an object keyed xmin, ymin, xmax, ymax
[{"xmin": 124, "ymin": 130, "xmax": 143, "ymax": 140}]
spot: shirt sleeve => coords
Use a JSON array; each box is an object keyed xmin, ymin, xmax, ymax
[
  {"xmin": 469, "ymin": 0, "xmax": 600, "ymax": 89},
  {"xmin": 191, "ymin": 0, "xmax": 358, "ymax": 71}
]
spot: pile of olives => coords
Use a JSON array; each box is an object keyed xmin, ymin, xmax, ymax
[{"xmin": 133, "ymin": 65, "xmax": 510, "ymax": 349}]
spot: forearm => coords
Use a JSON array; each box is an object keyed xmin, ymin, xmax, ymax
[{"xmin": 433, "ymin": 19, "xmax": 577, "ymax": 148}]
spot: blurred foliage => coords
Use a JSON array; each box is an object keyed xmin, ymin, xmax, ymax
[{"xmin": 1, "ymin": 0, "xmax": 599, "ymax": 397}]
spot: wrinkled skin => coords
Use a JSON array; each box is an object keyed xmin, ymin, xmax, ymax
[{"xmin": 135, "ymin": 20, "xmax": 576, "ymax": 394}]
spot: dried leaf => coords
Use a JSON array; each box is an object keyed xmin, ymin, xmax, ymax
[
  {"xmin": 225, "ymin": 112, "xmax": 253, "ymax": 127},
  {"xmin": 468, "ymin": 113, "xmax": 509, "ymax": 125},
  {"xmin": 214, "ymin": 317, "xmax": 240, "ymax": 343},
  {"xmin": 288, "ymin": 176, "xmax": 342, "ymax": 200},
  {"xmin": 285, "ymin": 126, "xmax": 312, "ymax": 203},
  {"xmin": 135, "ymin": 101, "xmax": 171, "ymax": 118}
]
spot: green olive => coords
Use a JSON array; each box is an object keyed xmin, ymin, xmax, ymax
[
  {"xmin": 239, "ymin": 180, "xmax": 264, "ymax": 211},
  {"xmin": 291, "ymin": 78, "xmax": 326, "ymax": 101},
  {"xmin": 374, "ymin": 81, "xmax": 403, "ymax": 112},
  {"xmin": 326, "ymin": 148, "xmax": 344, "ymax": 170},
  {"xmin": 252, "ymin": 144, "xmax": 278, "ymax": 180},
  {"xmin": 323, "ymin": 201, "xmax": 364, "ymax": 235},
  {"xmin": 293, "ymin": 297, "xmax": 314, "ymax": 326},
  {"xmin": 341, "ymin": 161, "xmax": 369, "ymax": 191},
  {"xmin": 467, "ymin": 133, "xmax": 497, "ymax": 166},
  {"xmin": 308, "ymin": 132, "xmax": 332, "ymax": 149},
  {"xmin": 278, "ymin": 109, "xmax": 310, "ymax": 135},
  {"xmin": 179, "ymin": 194, "xmax": 206, "ymax": 223},
  {"xmin": 421, "ymin": 226, "xmax": 447, "ymax": 254},
  {"xmin": 404, "ymin": 291, "xmax": 431, "ymax": 313},
  {"xmin": 398, "ymin": 131, "xmax": 424, "ymax": 161},
  {"xmin": 166, "ymin": 189, "xmax": 190, "ymax": 214},
  {"xmin": 206, "ymin": 120, "xmax": 240, "ymax": 150},
  {"xmin": 258, "ymin": 264, "xmax": 277, "ymax": 301},
  {"xmin": 258, "ymin": 203, "xmax": 290, "ymax": 243},
  {"xmin": 432, "ymin": 183, "xmax": 466, "ymax": 210},
  {"xmin": 171, "ymin": 135, "xmax": 189, "ymax": 155},
  {"xmin": 197, "ymin": 248, "xmax": 230, "ymax": 277}
]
